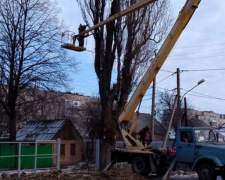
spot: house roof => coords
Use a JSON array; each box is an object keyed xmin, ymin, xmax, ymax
[
  {"xmin": 16, "ymin": 119, "xmax": 69, "ymax": 141},
  {"xmin": 130, "ymin": 113, "xmax": 166, "ymax": 135},
  {"xmin": 74, "ymin": 123, "xmax": 90, "ymax": 138}
]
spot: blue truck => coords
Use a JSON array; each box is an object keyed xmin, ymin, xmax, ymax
[
  {"xmin": 176, "ymin": 127, "xmax": 225, "ymax": 180},
  {"xmin": 111, "ymin": 127, "xmax": 225, "ymax": 180}
]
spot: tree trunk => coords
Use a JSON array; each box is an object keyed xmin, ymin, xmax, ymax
[
  {"xmin": 8, "ymin": 88, "xmax": 17, "ymax": 141},
  {"xmin": 9, "ymin": 109, "xmax": 17, "ymax": 141},
  {"xmin": 77, "ymin": 0, "xmax": 172, "ymax": 171},
  {"xmin": 99, "ymin": 95, "xmax": 115, "ymax": 170},
  {"xmin": 100, "ymin": 141, "xmax": 112, "ymax": 171}
]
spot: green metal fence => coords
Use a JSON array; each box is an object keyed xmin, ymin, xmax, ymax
[{"xmin": 0, "ymin": 140, "xmax": 60, "ymax": 177}]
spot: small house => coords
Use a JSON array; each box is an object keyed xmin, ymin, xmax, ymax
[
  {"xmin": 16, "ymin": 119, "xmax": 85, "ymax": 166},
  {"xmin": 130, "ymin": 113, "xmax": 166, "ymax": 140}
]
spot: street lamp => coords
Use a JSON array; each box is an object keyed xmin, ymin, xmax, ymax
[
  {"xmin": 181, "ymin": 79, "xmax": 205, "ymax": 126},
  {"xmin": 181, "ymin": 79, "xmax": 205, "ymax": 100}
]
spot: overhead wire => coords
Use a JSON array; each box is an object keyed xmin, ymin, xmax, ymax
[
  {"xmin": 156, "ymin": 72, "xmax": 176, "ymax": 85},
  {"xmin": 160, "ymin": 69, "xmax": 175, "ymax": 73},
  {"xmin": 68, "ymin": 39, "xmax": 225, "ymax": 100},
  {"xmin": 169, "ymin": 47, "xmax": 225, "ymax": 57},
  {"xmin": 180, "ymin": 88, "xmax": 225, "ymax": 101},
  {"xmin": 174, "ymin": 42, "xmax": 225, "ymax": 49},
  {"xmin": 167, "ymin": 42, "xmax": 225, "ymax": 61},
  {"xmin": 181, "ymin": 68, "xmax": 225, "ymax": 72},
  {"xmin": 130, "ymin": 71, "xmax": 176, "ymax": 98},
  {"xmin": 184, "ymin": 93, "xmax": 225, "ymax": 101},
  {"xmin": 168, "ymin": 54, "xmax": 225, "ymax": 61}
]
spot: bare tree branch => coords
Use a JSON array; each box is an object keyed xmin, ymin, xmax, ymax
[
  {"xmin": 0, "ymin": 0, "xmax": 75, "ymax": 141},
  {"xmin": 77, "ymin": 0, "xmax": 172, "ymax": 169}
]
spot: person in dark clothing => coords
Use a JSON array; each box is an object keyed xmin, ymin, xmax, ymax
[
  {"xmin": 138, "ymin": 126, "xmax": 152, "ymax": 146},
  {"xmin": 78, "ymin": 24, "xmax": 89, "ymax": 47}
]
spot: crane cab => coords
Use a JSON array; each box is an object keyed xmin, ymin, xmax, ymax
[{"xmin": 61, "ymin": 31, "xmax": 86, "ymax": 52}]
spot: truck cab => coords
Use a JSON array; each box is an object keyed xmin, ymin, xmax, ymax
[{"xmin": 176, "ymin": 127, "xmax": 225, "ymax": 180}]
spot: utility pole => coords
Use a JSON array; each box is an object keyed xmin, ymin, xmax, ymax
[
  {"xmin": 177, "ymin": 68, "xmax": 181, "ymax": 127},
  {"xmin": 151, "ymin": 78, "xmax": 156, "ymax": 141},
  {"xmin": 184, "ymin": 97, "xmax": 187, "ymax": 126}
]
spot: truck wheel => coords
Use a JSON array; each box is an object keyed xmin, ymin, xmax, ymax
[
  {"xmin": 197, "ymin": 163, "xmax": 216, "ymax": 180},
  {"xmin": 131, "ymin": 156, "xmax": 150, "ymax": 176}
]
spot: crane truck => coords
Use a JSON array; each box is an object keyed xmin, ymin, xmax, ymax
[
  {"xmin": 61, "ymin": 0, "xmax": 225, "ymax": 179},
  {"xmin": 109, "ymin": 0, "xmax": 225, "ymax": 179}
]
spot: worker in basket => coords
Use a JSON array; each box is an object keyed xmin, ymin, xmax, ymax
[
  {"xmin": 138, "ymin": 126, "xmax": 152, "ymax": 146},
  {"xmin": 77, "ymin": 24, "xmax": 89, "ymax": 47}
]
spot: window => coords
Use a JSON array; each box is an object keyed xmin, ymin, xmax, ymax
[
  {"xmin": 197, "ymin": 115, "xmax": 204, "ymax": 120},
  {"xmin": 65, "ymin": 100, "xmax": 80, "ymax": 108},
  {"xmin": 61, "ymin": 144, "xmax": 65, "ymax": 156},
  {"xmin": 194, "ymin": 129, "xmax": 209, "ymax": 142},
  {"xmin": 70, "ymin": 144, "xmax": 76, "ymax": 156},
  {"xmin": 180, "ymin": 131, "xmax": 193, "ymax": 143},
  {"xmin": 25, "ymin": 95, "xmax": 34, "ymax": 101}
]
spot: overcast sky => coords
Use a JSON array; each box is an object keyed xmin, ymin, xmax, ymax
[{"xmin": 58, "ymin": 0, "xmax": 225, "ymax": 115}]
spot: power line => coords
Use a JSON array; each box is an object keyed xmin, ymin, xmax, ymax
[
  {"xmin": 181, "ymin": 88, "xmax": 225, "ymax": 101},
  {"xmin": 170, "ymin": 47, "xmax": 225, "ymax": 58},
  {"xmin": 160, "ymin": 69, "xmax": 175, "ymax": 73},
  {"xmin": 142, "ymin": 92, "xmax": 161, "ymax": 99},
  {"xmin": 186, "ymin": 93, "xmax": 225, "ymax": 101},
  {"xmin": 168, "ymin": 54, "xmax": 225, "ymax": 61},
  {"xmin": 156, "ymin": 72, "xmax": 176, "ymax": 85},
  {"xmin": 160, "ymin": 68, "xmax": 225, "ymax": 74},
  {"xmin": 155, "ymin": 87, "xmax": 225, "ymax": 101},
  {"xmin": 181, "ymin": 68, "xmax": 225, "ymax": 72},
  {"xmin": 174, "ymin": 42, "xmax": 225, "ymax": 49},
  {"xmin": 156, "ymin": 86, "xmax": 175, "ymax": 92}
]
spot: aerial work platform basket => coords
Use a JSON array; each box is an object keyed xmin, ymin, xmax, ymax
[
  {"xmin": 61, "ymin": 43, "xmax": 86, "ymax": 52},
  {"xmin": 61, "ymin": 31, "xmax": 86, "ymax": 52}
]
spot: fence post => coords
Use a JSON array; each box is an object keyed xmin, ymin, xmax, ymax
[
  {"xmin": 18, "ymin": 142, "xmax": 21, "ymax": 178},
  {"xmin": 56, "ymin": 138, "xmax": 60, "ymax": 170},
  {"xmin": 96, "ymin": 139, "xmax": 100, "ymax": 171},
  {"xmin": 34, "ymin": 141, "xmax": 38, "ymax": 172}
]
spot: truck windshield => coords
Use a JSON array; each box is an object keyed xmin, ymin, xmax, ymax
[
  {"xmin": 194, "ymin": 129, "xmax": 210, "ymax": 142},
  {"xmin": 194, "ymin": 129, "xmax": 225, "ymax": 143}
]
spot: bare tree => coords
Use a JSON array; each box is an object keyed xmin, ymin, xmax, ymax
[
  {"xmin": 78, "ymin": 98, "xmax": 101, "ymax": 161},
  {"xmin": 77, "ymin": 0, "xmax": 172, "ymax": 168},
  {"xmin": 156, "ymin": 90, "xmax": 178, "ymax": 129},
  {"xmin": 0, "ymin": 0, "xmax": 74, "ymax": 141},
  {"xmin": 157, "ymin": 90, "xmax": 198, "ymax": 129},
  {"xmin": 81, "ymin": 99, "xmax": 102, "ymax": 138}
]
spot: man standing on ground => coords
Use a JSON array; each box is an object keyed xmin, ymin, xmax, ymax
[{"xmin": 138, "ymin": 126, "xmax": 152, "ymax": 146}]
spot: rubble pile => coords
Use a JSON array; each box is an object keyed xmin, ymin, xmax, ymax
[{"xmin": 0, "ymin": 164, "xmax": 146, "ymax": 180}]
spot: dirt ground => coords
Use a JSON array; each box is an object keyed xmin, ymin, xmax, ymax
[
  {"xmin": 0, "ymin": 164, "xmax": 154, "ymax": 180},
  {"xmin": 0, "ymin": 163, "xmax": 200, "ymax": 180}
]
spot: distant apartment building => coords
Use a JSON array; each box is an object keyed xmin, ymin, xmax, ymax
[
  {"xmin": 162, "ymin": 108, "xmax": 225, "ymax": 128},
  {"xmin": 187, "ymin": 109, "xmax": 225, "ymax": 128}
]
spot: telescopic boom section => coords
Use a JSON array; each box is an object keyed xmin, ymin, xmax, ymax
[
  {"xmin": 118, "ymin": 0, "xmax": 201, "ymax": 125},
  {"xmin": 72, "ymin": 0, "xmax": 158, "ymax": 39}
]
